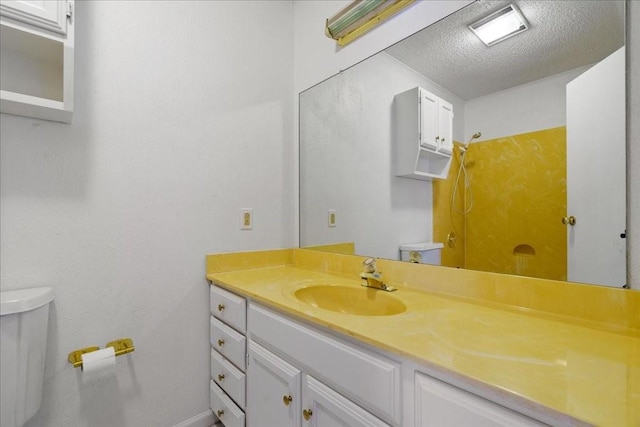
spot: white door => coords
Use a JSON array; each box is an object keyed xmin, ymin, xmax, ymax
[
  {"xmin": 0, "ymin": 0, "xmax": 68, "ymax": 34},
  {"xmin": 302, "ymin": 375, "xmax": 390, "ymax": 427},
  {"xmin": 437, "ymin": 99, "xmax": 454, "ymax": 154},
  {"xmin": 566, "ymin": 47, "xmax": 626, "ymax": 287},
  {"xmin": 419, "ymin": 89, "xmax": 438, "ymax": 150},
  {"xmin": 247, "ymin": 340, "xmax": 301, "ymax": 427}
]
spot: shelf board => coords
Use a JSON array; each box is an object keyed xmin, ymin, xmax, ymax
[
  {"xmin": 397, "ymin": 170, "xmax": 446, "ymax": 181},
  {"xmin": 1, "ymin": 89, "xmax": 71, "ymax": 123}
]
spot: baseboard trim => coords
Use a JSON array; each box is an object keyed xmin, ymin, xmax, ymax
[{"xmin": 173, "ymin": 409, "xmax": 214, "ymax": 427}]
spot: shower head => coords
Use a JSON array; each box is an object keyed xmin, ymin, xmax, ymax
[{"xmin": 459, "ymin": 131, "xmax": 482, "ymax": 153}]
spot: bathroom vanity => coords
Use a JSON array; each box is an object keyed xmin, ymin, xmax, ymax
[{"xmin": 206, "ymin": 248, "xmax": 640, "ymax": 427}]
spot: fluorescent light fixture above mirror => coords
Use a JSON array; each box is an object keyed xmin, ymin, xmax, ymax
[
  {"xmin": 469, "ymin": 4, "xmax": 528, "ymax": 46},
  {"xmin": 326, "ymin": 0, "xmax": 415, "ymax": 47}
]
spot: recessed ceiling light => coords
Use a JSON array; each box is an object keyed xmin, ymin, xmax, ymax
[{"xmin": 469, "ymin": 4, "xmax": 529, "ymax": 46}]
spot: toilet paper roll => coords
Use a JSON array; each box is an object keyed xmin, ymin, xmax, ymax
[{"xmin": 81, "ymin": 347, "xmax": 116, "ymax": 383}]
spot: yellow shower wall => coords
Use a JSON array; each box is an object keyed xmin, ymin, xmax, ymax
[{"xmin": 434, "ymin": 127, "xmax": 567, "ymax": 281}]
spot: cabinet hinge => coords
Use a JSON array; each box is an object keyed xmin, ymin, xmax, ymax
[{"xmin": 66, "ymin": 2, "xmax": 73, "ymax": 21}]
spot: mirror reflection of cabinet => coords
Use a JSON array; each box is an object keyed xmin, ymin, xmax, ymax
[{"xmin": 394, "ymin": 87, "xmax": 454, "ymax": 180}]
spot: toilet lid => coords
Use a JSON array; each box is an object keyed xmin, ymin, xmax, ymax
[
  {"xmin": 0, "ymin": 287, "xmax": 54, "ymax": 316},
  {"xmin": 399, "ymin": 242, "xmax": 444, "ymax": 251}
]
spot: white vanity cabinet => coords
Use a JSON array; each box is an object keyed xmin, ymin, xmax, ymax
[
  {"xmin": 394, "ymin": 86, "xmax": 454, "ymax": 180},
  {"xmin": 247, "ymin": 302, "xmax": 398, "ymax": 426},
  {"xmin": 209, "ymin": 284, "xmax": 552, "ymax": 426},
  {"xmin": 0, "ymin": 0, "xmax": 74, "ymax": 123},
  {"xmin": 246, "ymin": 337, "xmax": 391, "ymax": 427},
  {"xmin": 210, "ymin": 285, "xmax": 247, "ymax": 427},
  {"xmin": 414, "ymin": 373, "xmax": 546, "ymax": 427}
]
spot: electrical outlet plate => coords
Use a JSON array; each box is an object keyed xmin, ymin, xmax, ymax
[
  {"xmin": 328, "ymin": 210, "xmax": 336, "ymax": 227},
  {"xmin": 241, "ymin": 208, "xmax": 253, "ymax": 230}
]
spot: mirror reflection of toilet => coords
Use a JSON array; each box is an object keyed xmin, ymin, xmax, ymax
[
  {"xmin": 399, "ymin": 242, "xmax": 444, "ymax": 265},
  {"xmin": 1, "ymin": 287, "xmax": 54, "ymax": 427}
]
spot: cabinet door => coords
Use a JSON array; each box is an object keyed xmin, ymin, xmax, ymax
[
  {"xmin": 302, "ymin": 375, "xmax": 390, "ymax": 427},
  {"xmin": 437, "ymin": 99, "xmax": 454, "ymax": 154},
  {"xmin": 419, "ymin": 90, "xmax": 439, "ymax": 150},
  {"xmin": 247, "ymin": 340, "xmax": 301, "ymax": 427},
  {"xmin": 415, "ymin": 373, "xmax": 545, "ymax": 427},
  {"xmin": 0, "ymin": 0, "xmax": 68, "ymax": 35}
]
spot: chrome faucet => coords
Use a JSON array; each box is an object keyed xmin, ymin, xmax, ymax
[{"xmin": 360, "ymin": 258, "xmax": 396, "ymax": 292}]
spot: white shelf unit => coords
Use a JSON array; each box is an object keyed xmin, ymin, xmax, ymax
[
  {"xmin": 394, "ymin": 87, "xmax": 454, "ymax": 180},
  {"xmin": 0, "ymin": 0, "xmax": 74, "ymax": 123}
]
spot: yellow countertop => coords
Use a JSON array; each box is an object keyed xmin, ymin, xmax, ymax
[{"xmin": 206, "ymin": 249, "xmax": 640, "ymax": 426}]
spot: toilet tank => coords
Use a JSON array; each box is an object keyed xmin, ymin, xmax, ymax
[
  {"xmin": 399, "ymin": 242, "xmax": 444, "ymax": 265},
  {"xmin": 1, "ymin": 287, "xmax": 54, "ymax": 427}
]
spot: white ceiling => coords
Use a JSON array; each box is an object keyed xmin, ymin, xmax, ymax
[{"xmin": 384, "ymin": 0, "xmax": 625, "ymax": 100}]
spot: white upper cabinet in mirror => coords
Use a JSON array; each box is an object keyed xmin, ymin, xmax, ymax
[{"xmin": 299, "ymin": 0, "xmax": 626, "ymax": 288}]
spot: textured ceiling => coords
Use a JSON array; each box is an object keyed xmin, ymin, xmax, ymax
[{"xmin": 384, "ymin": 0, "xmax": 625, "ymax": 100}]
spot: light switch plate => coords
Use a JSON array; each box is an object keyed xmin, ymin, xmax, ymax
[
  {"xmin": 328, "ymin": 210, "xmax": 336, "ymax": 227},
  {"xmin": 241, "ymin": 208, "xmax": 253, "ymax": 230}
]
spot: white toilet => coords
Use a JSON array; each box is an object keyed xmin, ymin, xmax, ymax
[
  {"xmin": 399, "ymin": 242, "xmax": 444, "ymax": 265},
  {"xmin": 1, "ymin": 287, "xmax": 54, "ymax": 427}
]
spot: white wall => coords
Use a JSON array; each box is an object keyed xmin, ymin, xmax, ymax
[
  {"xmin": 299, "ymin": 53, "xmax": 465, "ymax": 259},
  {"xmin": 464, "ymin": 67, "xmax": 587, "ymax": 142},
  {"xmin": 0, "ymin": 1, "xmax": 294, "ymax": 426}
]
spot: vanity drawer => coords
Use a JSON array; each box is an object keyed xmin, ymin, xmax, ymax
[
  {"xmin": 211, "ymin": 316, "xmax": 246, "ymax": 371},
  {"xmin": 211, "ymin": 380, "xmax": 245, "ymax": 427},
  {"xmin": 211, "ymin": 348, "xmax": 246, "ymax": 409},
  {"xmin": 248, "ymin": 303, "xmax": 401, "ymax": 425},
  {"xmin": 210, "ymin": 284, "xmax": 246, "ymax": 333}
]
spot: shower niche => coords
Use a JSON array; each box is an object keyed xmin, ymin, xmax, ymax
[{"xmin": 394, "ymin": 86, "xmax": 454, "ymax": 180}]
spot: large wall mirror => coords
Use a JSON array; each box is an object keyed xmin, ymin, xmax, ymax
[{"xmin": 299, "ymin": 0, "xmax": 627, "ymax": 288}]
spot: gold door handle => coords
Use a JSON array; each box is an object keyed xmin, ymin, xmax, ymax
[
  {"xmin": 303, "ymin": 409, "xmax": 313, "ymax": 421},
  {"xmin": 218, "ymin": 303, "xmax": 225, "ymax": 312},
  {"xmin": 562, "ymin": 216, "xmax": 576, "ymax": 226},
  {"xmin": 283, "ymin": 394, "xmax": 292, "ymax": 406},
  {"xmin": 217, "ymin": 409, "xmax": 224, "ymax": 417},
  {"xmin": 217, "ymin": 374, "xmax": 225, "ymax": 382},
  {"xmin": 217, "ymin": 339, "xmax": 225, "ymax": 347}
]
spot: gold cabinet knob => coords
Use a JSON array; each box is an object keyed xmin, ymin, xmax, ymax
[
  {"xmin": 562, "ymin": 216, "xmax": 577, "ymax": 226},
  {"xmin": 217, "ymin": 374, "xmax": 225, "ymax": 382},
  {"xmin": 217, "ymin": 339, "xmax": 225, "ymax": 347},
  {"xmin": 218, "ymin": 304, "xmax": 225, "ymax": 312},
  {"xmin": 282, "ymin": 394, "xmax": 292, "ymax": 406},
  {"xmin": 217, "ymin": 409, "xmax": 224, "ymax": 417},
  {"xmin": 303, "ymin": 409, "xmax": 313, "ymax": 421}
]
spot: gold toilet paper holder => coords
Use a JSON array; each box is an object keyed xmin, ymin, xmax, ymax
[{"xmin": 68, "ymin": 338, "xmax": 135, "ymax": 368}]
